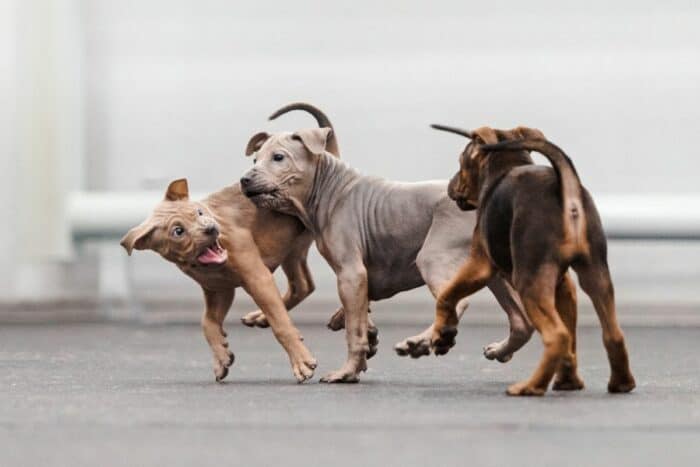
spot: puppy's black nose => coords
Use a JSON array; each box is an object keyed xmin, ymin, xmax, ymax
[
  {"xmin": 240, "ymin": 177, "xmax": 251, "ymax": 188},
  {"xmin": 204, "ymin": 225, "xmax": 219, "ymax": 236}
]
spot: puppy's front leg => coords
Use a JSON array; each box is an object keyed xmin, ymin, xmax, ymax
[
  {"xmin": 234, "ymin": 249, "xmax": 317, "ymax": 382},
  {"xmin": 241, "ymin": 253, "xmax": 315, "ymax": 328},
  {"xmin": 432, "ymin": 243, "xmax": 494, "ymax": 356},
  {"xmin": 483, "ymin": 276, "xmax": 533, "ymax": 363},
  {"xmin": 202, "ymin": 288, "xmax": 235, "ymax": 382},
  {"xmin": 321, "ymin": 264, "xmax": 370, "ymax": 383}
]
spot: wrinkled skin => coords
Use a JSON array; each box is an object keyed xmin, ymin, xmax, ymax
[{"xmin": 240, "ymin": 125, "xmax": 533, "ymax": 383}]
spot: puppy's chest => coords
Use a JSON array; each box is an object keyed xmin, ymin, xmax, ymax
[{"xmin": 182, "ymin": 265, "xmax": 239, "ymax": 289}]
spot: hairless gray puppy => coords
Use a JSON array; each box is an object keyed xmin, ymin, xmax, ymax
[{"xmin": 240, "ymin": 104, "xmax": 532, "ymax": 383}]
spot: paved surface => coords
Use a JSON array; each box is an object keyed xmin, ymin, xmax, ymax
[{"xmin": 1, "ymin": 321, "xmax": 699, "ymax": 467}]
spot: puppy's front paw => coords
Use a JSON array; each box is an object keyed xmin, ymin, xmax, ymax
[
  {"xmin": 431, "ymin": 326, "xmax": 458, "ymax": 356},
  {"xmin": 241, "ymin": 309, "xmax": 269, "ymax": 328},
  {"xmin": 483, "ymin": 339, "xmax": 513, "ymax": 363},
  {"xmin": 289, "ymin": 347, "xmax": 317, "ymax": 383},
  {"xmin": 394, "ymin": 333, "xmax": 431, "ymax": 359},
  {"xmin": 506, "ymin": 380, "xmax": 546, "ymax": 396}
]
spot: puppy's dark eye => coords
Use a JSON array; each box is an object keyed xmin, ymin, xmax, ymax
[
  {"xmin": 197, "ymin": 208, "xmax": 203, "ymax": 216},
  {"xmin": 273, "ymin": 153, "xmax": 285, "ymax": 162},
  {"xmin": 172, "ymin": 226, "xmax": 185, "ymax": 237}
]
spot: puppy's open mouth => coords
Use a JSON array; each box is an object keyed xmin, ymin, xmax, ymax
[
  {"xmin": 197, "ymin": 240, "xmax": 228, "ymax": 265},
  {"xmin": 244, "ymin": 188, "xmax": 277, "ymax": 199}
]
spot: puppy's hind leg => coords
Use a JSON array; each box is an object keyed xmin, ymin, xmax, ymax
[
  {"xmin": 508, "ymin": 266, "xmax": 569, "ymax": 396},
  {"xmin": 328, "ymin": 307, "xmax": 379, "ymax": 359},
  {"xmin": 552, "ymin": 272, "xmax": 584, "ymax": 391},
  {"xmin": 321, "ymin": 264, "xmax": 370, "ymax": 383},
  {"xmin": 574, "ymin": 259, "xmax": 635, "ymax": 393},
  {"xmin": 395, "ymin": 239, "xmax": 469, "ymax": 359},
  {"xmin": 394, "ymin": 299, "xmax": 468, "ymax": 358},
  {"xmin": 483, "ymin": 276, "xmax": 533, "ymax": 363}
]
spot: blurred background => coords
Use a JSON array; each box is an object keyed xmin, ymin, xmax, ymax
[{"xmin": 1, "ymin": 0, "xmax": 699, "ymax": 321}]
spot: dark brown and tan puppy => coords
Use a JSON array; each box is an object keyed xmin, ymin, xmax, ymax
[
  {"xmin": 121, "ymin": 179, "xmax": 318, "ymax": 382},
  {"xmin": 429, "ymin": 125, "xmax": 635, "ymax": 396}
]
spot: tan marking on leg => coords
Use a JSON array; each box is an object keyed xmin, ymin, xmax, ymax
[
  {"xmin": 575, "ymin": 262, "xmax": 635, "ymax": 393},
  {"xmin": 552, "ymin": 272, "xmax": 584, "ymax": 390}
]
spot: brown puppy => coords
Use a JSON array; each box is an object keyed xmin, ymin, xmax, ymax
[
  {"xmin": 121, "ymin": 179, "xmax": 318, "ymax": 382},
  {"xmin": 429, "ymin": 125, "xmax": 635, "ymax": 396}
]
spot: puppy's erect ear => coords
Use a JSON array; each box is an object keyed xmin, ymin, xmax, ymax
[
  {"xmin": 165, "ymin": 178, "xmax": 189, "ymax": 201},
  {"xmin": 120, "ymin": 220, "xmax": 157, "ymax": 255},
  {"xmin": 245, "ymin": 132, "xmax": 271, "ymax": 156},
  {"xmin": 292, "ymin": 127, "xmax": 333, "ymax": 156},
  {"xmin": 514, "ymin": 126, "xmax": 545, "ymax": 140},
  {"xmin": 471, "ymin": 127, "xmax": 499, "ymax": 145}
]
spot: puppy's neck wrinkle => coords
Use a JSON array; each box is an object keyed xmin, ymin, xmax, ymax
[{"xmin": 305, "ymin": 153, "xmax": 361, "ymax": 233}]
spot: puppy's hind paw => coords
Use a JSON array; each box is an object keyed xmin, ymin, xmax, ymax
[
  {"xmin": 367, "ymin": 326, "xmax": 379, "ymax": 359},
  {"xmin": 241, "ymin": 310, "xmax": 269, "ymax": 328},
  {"xmin": 506, "ymin": 380, "xmax": 546, "ymax": 396},
  {"xmin": 607, "ymin": 374, "xmax": 636, "ymax": 394},
  {"xmin": 214, "ymin": 351, "xmax": 235, "ymax": 382},
  {"xmin": 326, "ymin": 307, "xmax": 345, "ymax": 331},
  {"xmin": 320, "ymin": 369, "xmax": 360, "ymax": 384},
  {"xmin": 431, "ymin": 326, "xmax": 458, "ymax": 356},
  {"xmin": 552, "ymin": 375, "xmax": 585, "ymax": 391},
  {"xmin": 483, "ymin": 340, "xmax": 513, "ymax": 363},
  {"xmin": 394, "ymin": 334, "xmax": 431, "ymax": 359}
]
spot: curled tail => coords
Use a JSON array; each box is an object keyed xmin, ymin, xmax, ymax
[
  {"xmin": 481, "ymin": 138, "xmax": 586, "ymax": 250},
  {"xmin": 268, "ymin": 102, "xmax": 340, "ymax": 157}
]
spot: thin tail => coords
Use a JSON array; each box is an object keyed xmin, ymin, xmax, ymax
[
  {"xmin": 268, "ymin": 103, "xmax": 340, "ymax": 157},
  {"xmin": 481, "ymin": 138, "xmax": 586, "ymax": 249}
]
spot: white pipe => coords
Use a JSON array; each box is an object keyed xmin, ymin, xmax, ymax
[{"xmin": 68, "ymin": 191, "xmax": 700, "ymax": 240}]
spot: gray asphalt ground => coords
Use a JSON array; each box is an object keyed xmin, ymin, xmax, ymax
[{"xmin": 2, "ymin": 319, "xmax": 699, "ymax": 467}]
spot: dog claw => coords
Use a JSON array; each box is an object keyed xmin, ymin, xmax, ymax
[
  {"xmin": 431, "ymin": 326, "xmax": 458, "ymax": 356},
  {"xmin": 215, "ymin": 366, "xmax": 228, "ymax": 382}
]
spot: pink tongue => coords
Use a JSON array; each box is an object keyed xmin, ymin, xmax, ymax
[{"xmin": 197, "ymin": 247, "xmax": 223, "ymax": 264}]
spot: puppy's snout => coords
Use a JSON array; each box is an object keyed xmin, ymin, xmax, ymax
[
  {"xmin": 204, "ymin": 224, "xmax": 219, "ymax": 236},
  {"xmin": 240, "ymin": 176, "xmax": 252, "ymax": 188}
]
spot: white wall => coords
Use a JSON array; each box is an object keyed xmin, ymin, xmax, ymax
[
  {"xmin": 2, "ymin": 0, "xmax": 699, "ymax": 306},
  {"xmin": 0, "ymin": 0, "xmax": 18, "ymax": 297}
]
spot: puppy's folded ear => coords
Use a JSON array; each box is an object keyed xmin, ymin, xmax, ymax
[
  {"xmin": 245, "ymin": 132, "xmax": 271, "ymax": 156},
  {"xmin": 120, "ymin": 221, "xmax": 157, "ymax": 255},
  {"xmin": 292, "ymin": 127, "xmax": 333, "ymax": 156},
  {"xmin": 514, "ymin": 126, "xmax": 545, "ymax": 140},
  {"xmin": 471, "ymin": 127, "xmax": 499, "ymax": 145},
  {"xmin": 165, "ymin": 178, "xmax": 189, "ymax": 201}
]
